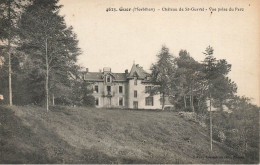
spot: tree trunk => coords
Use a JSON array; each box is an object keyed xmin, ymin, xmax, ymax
[
  {"xmin": 8, "ymin": 51, "xmax": 12, "ymax": 106},
  {"xmin": 184, "ymin": 95, "xmax": 187, "ymax": 108},
  {"xmin": 197, "ymin": 99, "xmax": 200, "ymax": 111},
  {"xmin": 52, "ymin": 93, "xmax": 55, "ymax": 105},
  {"xmin": 191, "ymin": 83, "xmax": 194, "ymax": 112},
  {"xmin": 191, "ymin": 95, "xmax": 194, "ymax": 112},
  {"xmin": 162, "ymin": 92, "xmax": 165, "ymax": 110},
  {"xmin": 189, "ymin": 95, "xmax": 192, "ymax": 107},
  {"xmin": 209, "ymin": 93, "xmax": 213, "ymax": 151},
  {"xmin": 45, "ymin": 38, "xmax": 49, "ymax": 112},
  {"xmin": 8, "ymin": 0, "xmax": 12, "ymax": 106}
]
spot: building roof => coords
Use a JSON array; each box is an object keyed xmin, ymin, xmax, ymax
[
  {"xmin": 128, "ymin": 64, "xmax": 148, "ymax": 79},
  {"xmin": 84, "ymin": 72, "xmax": 127, "ymax": 82},
  {"xmin": 84, "ymin": 72, "xmax": 103, "ymax": 81},
  {"xmin": 113, "ymin": 73, "xmax": 127, "ymax": 81},
  {"xmin": 83, "ymin": 63, "xmax": 152, "ymax": 82}
]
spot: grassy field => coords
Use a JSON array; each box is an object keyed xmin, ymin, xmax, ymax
[{"xmin": 0, "ymin": 105, "xmax": 247, "ymax": 163}]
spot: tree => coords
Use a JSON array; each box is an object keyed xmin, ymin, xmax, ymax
[
  {"xmin": 0, "ymin": 0, "xmax": 28, "ymax": 106},
  {"xmin": 202, "ymin": 45, "xmax": 237, "ymax": 151},
  {"xmin": 202, "ymin": 45, "xmax": 215, "ymax": 151},
  {"xmin": 211, "ymin": 76, "xmax": 237, "ymax": 110},
  {"xmin": 202, "ymin": 47, "xmax": 237, "ymax": 110},
  {"xmin": 150, "ymin": 45, "xmax": 176, "ymax": 110},
  {"xmin": 68, "ymin": 71, "xmax": 95, "ymax": 107},
  {"xmin": 175, "ymin": 50, "xmax": 202, "ymax": 112},
  {"xmin": 81, "ymin": 82, "xmax": 95, "ymax": 107},
  {"xmin": 18, "ymin": 0, "xmax": 81, "ymax": 111}
]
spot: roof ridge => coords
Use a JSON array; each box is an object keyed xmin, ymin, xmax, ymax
[{"xmin": 86, "ymin": 72, "xmax": 126, "ymax": 74}]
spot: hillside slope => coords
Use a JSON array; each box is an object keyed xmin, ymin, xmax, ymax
[{"xmin": 0, "ymin": 105, "xmax": 244, "ymax": 163}]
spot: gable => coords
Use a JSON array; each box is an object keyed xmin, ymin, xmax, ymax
[{"xmin": 128, "ymin": 64, "xmax": 148, "ymax": 79}]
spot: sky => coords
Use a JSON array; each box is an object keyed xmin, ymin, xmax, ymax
[{"xmin": 58, "ymin": 0, "xmax": 259, "ymax": 106}]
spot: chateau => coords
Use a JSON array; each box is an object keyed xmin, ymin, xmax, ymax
[{"xmin": 83, "ymin": 64, "xmax": 162, "ymax": 109}]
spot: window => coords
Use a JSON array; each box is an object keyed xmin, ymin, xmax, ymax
[
  {"xmin": 119, "ymin": 97, "xmax": 123, "ymax": 106},
  {"xmin": 107, "ymin": 86, "xmax": 111, "ymax": 94},
  {"xmin": 134, "ymin": 77, "xmax": 137, "ymax": 85},
  {"xmin": 145, "ymin": 86, "xmax": 152, "ymax": 93},
  {"xmin": 145, "ymin": 97, "xmax": 154, "ymax": 106},
  {"xmin": 94, "ymin": 85, "xmax": 99, "ymax": 93},
  {"xmin": 134, "ymin": 90, "xmax": 137, "ymax": 98},
  {"xmin": 107, "ymin": 76, "xmax": 111, "ymax": 83},
  {"xmin": 95, "ymin": 98, "xmax": 99, "ymax": 106},
  {"xmin": 119, "ymin": 86, "xmax": 123, "ymax": 93}
]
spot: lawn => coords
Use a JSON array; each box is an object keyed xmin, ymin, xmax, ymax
[{"xmin": 0, "ymin": 105, "xmax": 245, "ymax": 163}]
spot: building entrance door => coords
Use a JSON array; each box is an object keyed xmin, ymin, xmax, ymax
[{"xmin": 133, "ymin": 101, "xmax": 138, "ymax": 109}]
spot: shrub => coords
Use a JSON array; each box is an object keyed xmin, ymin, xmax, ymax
[
  {"xmin": 82, "ymin": 95, "xmax": 95, "ymax": 107},
  {"xmin": 182, "ymin": 107, "xmax": 193, "ymax": 112},
  {"xmin": 218, "ymin": 131, "xmax": 226, "ymax": 143},
  {"xmin": 178, "ymin": 112, "xmax": 196, "ymax": 121}
]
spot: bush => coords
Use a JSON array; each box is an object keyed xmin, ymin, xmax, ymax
[
  {"xmin": 178, "ymin": 111, "xmax": 207, "ymax": 128},
  {"xmin": 178, "ymin": 112, "xmax": 196, "ymax": 121},
  {"xmin": 55, "ymin": 96, "xmax": 73, "ymax": 106},
  {"xmin": 182, "ymin": 107, "xmax": 193, "ymax": 112},
  {"xmin": 82, "ymin": 95, "xmax": 95, "ymax": 107},
  {"xmin": 164, "ymin": 106, "xmax": 175, "ymax": 111},
  {"xmin": 213, "ymin": 129, "xmax": 226, "ymax": 143},
  {"xmin": 218, "ymin": 131, "xmax": 226, "ymax": 142}
]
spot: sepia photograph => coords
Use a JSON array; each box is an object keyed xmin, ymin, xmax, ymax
[{"xmin": 0, "ymin": 0, "xmax": 259, "ymax": 164}]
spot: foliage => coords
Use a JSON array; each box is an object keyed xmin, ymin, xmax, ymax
[
  {"xmin": 17, "ymin": 0, "xmax": 81, "ymax": 109},
  {"xmin": 150, "ymin": 45, "xmax": 176, "ymax": 109},
  {"xmin": 202, "ymin": 46, "xmax": 237, "ymax": 110},
  {"xmin": 0, "ymin": 0, "xmax": 30, "ymax": 106},
  {"xmin": 209, "ymin": 97, "xmax": 259, "ymax": 163},
  {"xmin": 82, "ymin": 95, "xmax": 95, "ymax": 107},
  {"xmin": 174, "ymin": 50, "xmax": 204, "ymax": 112},
  {"xmin": 80, "ymin": 81, "xmax": 95, "ymax": 107},
  {"xmin": 0, "ymin": 0, "xmax": 28, "ymax": 42}
]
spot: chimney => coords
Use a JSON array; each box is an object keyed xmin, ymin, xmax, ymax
[
  {"xmin": 103, "ymin": 67, "xmax": 111, "ymax": 73},
  {"xmin": 125, "ymin": 69, "xmax": 128, "ymax": 74},
  {"xmin": 86, "ymin": 68, "xmax": 89, "ymax": 73}
]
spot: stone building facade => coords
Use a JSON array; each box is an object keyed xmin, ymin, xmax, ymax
[{"xmin": 83, "ymin": 64, "xmax": 161, "ymax": 109}]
